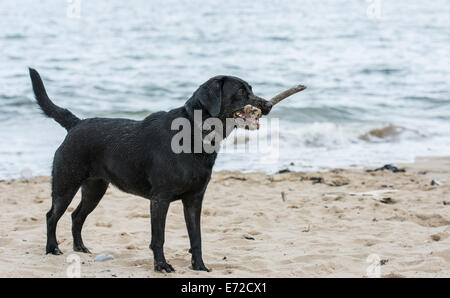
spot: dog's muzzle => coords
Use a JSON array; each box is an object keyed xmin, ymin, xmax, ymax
[{"xmin": 249, "ymin": 94, "xmax": 273, "ymax": 115}]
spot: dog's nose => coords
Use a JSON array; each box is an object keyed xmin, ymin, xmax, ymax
[{"xmin": 264, "ymin": 101, "xmax": 272, "ymax": 110}]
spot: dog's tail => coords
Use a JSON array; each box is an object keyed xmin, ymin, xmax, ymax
[{"xmin": 29, "ymin": 68, "xmax": 81, "ymax": 131}]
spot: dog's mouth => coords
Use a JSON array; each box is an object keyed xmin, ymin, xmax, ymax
[{"xmin": 233, "ymin": 105, "xmax": 262, "ymax": 130}]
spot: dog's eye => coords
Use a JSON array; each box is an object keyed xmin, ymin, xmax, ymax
[{"xmin": 237, "ymin": 89, "xmax": 245, "ymax": 96}]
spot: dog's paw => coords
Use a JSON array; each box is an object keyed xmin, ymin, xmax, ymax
[
  {"xmin": 73, "ymin": 244, "xmax": 91, "ymax": 254},
  {"xmin": 46, "ymin": 247, "xmax": 63, "ymax": 255},
  {"xmin": 192, "ymin": 262, "xmax": 210, "ymax": 272},
  {"xmin": 154, "ymin": 261, "xmax": 175, "ymax": 273}
]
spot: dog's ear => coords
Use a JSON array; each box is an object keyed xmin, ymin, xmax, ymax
[{"xmin": 198, "ymin": 77, "xmax": 223, "ymax": 117}]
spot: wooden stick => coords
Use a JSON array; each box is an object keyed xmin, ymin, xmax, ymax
[{"xmin": 269, "ymin": 85, "xmax": 307, "ymax": 105}]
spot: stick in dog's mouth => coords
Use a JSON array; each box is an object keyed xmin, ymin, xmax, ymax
[
  {"xmin": 269, "ymin": 84, "xmax": 306, "ymax": 106},
  {"xmin": 233, "ymin": 84, "xmax": 307, "ymax": 130}
]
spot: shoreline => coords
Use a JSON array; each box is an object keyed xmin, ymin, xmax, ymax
[
  {"xmin": 0, "ymin": 156, "xmax": 449, "ymax": 277},
  {"xmin": 3, "ymin": 154, "xmax": 450, "ymax": 182}
]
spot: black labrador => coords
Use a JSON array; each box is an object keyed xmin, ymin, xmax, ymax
[{"xmin": 29, "ymin": 68, "xmax": 272, "ymax": 272}]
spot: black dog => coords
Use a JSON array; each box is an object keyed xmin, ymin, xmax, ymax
[{"xmin": 29, "ymin": 68, "xmax": 272, "ymax": 272}]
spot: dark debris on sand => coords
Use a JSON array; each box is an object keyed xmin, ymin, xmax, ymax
[
  {"xmin": 380, "ymin": 197, "xmax": 395, "ymax": 204},
  {"xmin": 366, "ymin": 164, "xmax": 406, "ymax": 173}
]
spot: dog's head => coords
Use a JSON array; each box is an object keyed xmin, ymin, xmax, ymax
[{"xmin": 184, "ymin": 76, "xmax": 272, "ymax": 130}]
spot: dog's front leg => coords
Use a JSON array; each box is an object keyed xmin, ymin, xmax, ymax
[
  {"xmin": 149, "ymin": 198, "xmax": 174, "ymax": 273},
  {"xmin": 182, "ymin": 194, "xmax": 210, "ymax": 272}
]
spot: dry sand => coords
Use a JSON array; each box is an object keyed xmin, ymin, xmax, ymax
[{"xmin": 0, "ymin": 157, "xmax": 449, "ymax": 278}]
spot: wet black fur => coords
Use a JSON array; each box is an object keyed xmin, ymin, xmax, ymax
[{"xmin": 29, "ymin": 68, "xmax": 272, "ymax": 272}]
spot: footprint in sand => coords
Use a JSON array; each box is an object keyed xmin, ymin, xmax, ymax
[
  {"xmin": 95, "ymin": 222, "xmax": 112, "ymax": 228},
  {"xmin": 0, "ymin": 237, "xmax": 13, "ymax": 246},
  {"xmin": 413, "ymin": 213, "xmax": 450, "ymax": 227},
  {"xmin": 127, "ymin": 213, "xmax": 149, "ymax": 219},
  {"xmin": 7, "ymin": 199, "xmax": 17, "ymax": 205},
  {"xmin": 130, "ymin": 259, "xmax": 152, "ymax": 267},
  {"xmin": 386, "ymin": 213, "xmax": 450, "ymax": 227},
  {"xmin": 21, "ymin": 217, "xmax": 38, "ymax": 222},
  {"xmin": 33, "ymin": 197, "xmax": 44, "ymax": 204}
]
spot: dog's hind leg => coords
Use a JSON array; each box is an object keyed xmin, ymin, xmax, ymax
[
  {"xmin": 46, "ymin": 178, "xmax": 81, "ymax": 255},
  {"xmin": 71, "ymin": 179, "xmax": 109, "ymax": 253}
]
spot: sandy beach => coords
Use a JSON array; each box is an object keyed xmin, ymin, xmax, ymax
[{"xmin": 0, "ymin": 157, "xmax": 448, "ymax": 278}]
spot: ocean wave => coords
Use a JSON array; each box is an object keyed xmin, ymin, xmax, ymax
[
  {"xmin": 359, "ymin": 125, "xmax": 424, "ymax": 142},
  {"xmin": 401, "ymin": 96, "xmax": 450, "ymax": 105},
  {"xmin": 359, "ymin": 68, "xmax": 403, "ymax": 75},
  {"xmin": 3, "ymin": 34, "xmax": 27, "ymax": 40},
  {"xmin": 229, "ymin": 122, "xmax": 427, "ymax": 151},
  {"xmin": 269, "ymin": 106, "xmax": 362, "ymax": 123}
]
